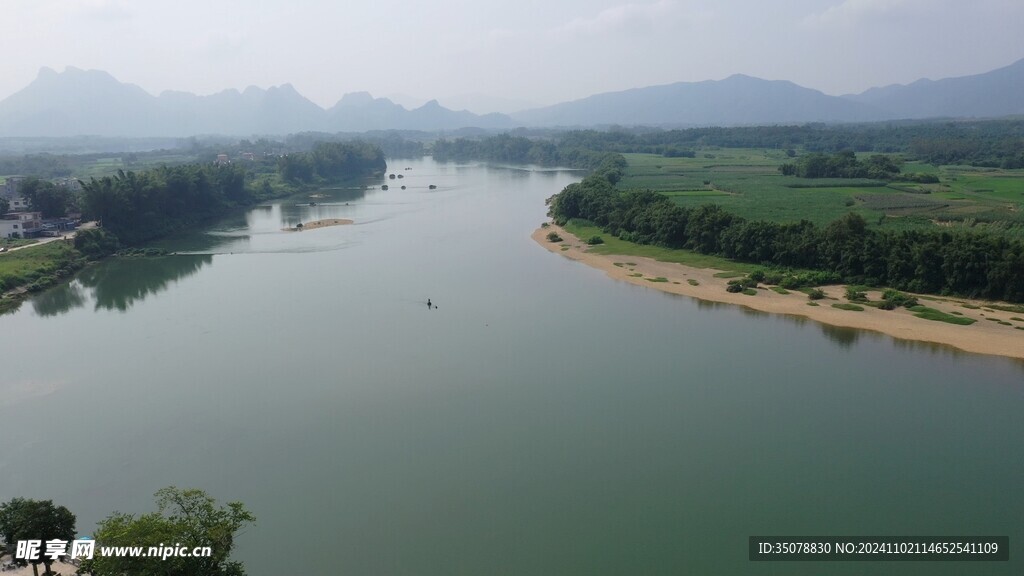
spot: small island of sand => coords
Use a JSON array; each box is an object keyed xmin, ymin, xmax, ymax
[
  {"xmin": 534, "ymin": 223, "xmax": 1024, "ymax": 360},
  {"xmin": 283, "ymin": 218, "xmax": 353, "ymax": 232}
]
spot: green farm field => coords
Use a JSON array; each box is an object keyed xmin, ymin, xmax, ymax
[
  {"xmin": 619, "ymin": 151, "xmax": 1024, "ymax": 236},
  {"xmin": 0, "ymin": 152, "xmax": 200, "ymax": 184},
  {"xmin": 72, "ymin": 152, "xmax": 197, "ymax": 179}
]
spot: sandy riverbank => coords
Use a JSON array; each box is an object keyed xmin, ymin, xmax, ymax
[
  {"xmin": 533, "ymin": 223, "xmax": 1024, "ymax": 361},
  {"xmin": 282, "ymin": 218, "xmax": 353, "ymax": 232}
]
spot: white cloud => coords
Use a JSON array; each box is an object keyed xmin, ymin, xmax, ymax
[
  {"xmin": 803, "ymin": 0, "xmax": 929, "ymax": 27},
  {"xmin": 74, "ymin": 0, "xmax": 134, "ymax": 20},
  {"xmin": 487, "ymin": 0, "xmax": 700, "ymax": 43},
  {"xmin": 554, "ymin": 0, "xmax": 679, "ymax": 36},
  {"xmin": 25, "ymin": 0, "xmax": 134, "ymax": 21}
]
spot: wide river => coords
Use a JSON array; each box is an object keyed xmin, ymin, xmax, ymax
[{"xmin": 1, "ymin": 158, "xmax": 1021, "ymax": 575}]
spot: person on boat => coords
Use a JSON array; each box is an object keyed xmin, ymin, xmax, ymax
[{"xmin": 427, "ymin": 298, "xmax": 432, "ymax": 309}]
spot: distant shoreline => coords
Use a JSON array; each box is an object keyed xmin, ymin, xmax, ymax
[
  {"xmin": 282, "ymin": 218, "xmax": 354, "ymax": 232},
  {"xmin": 533, "ymin": 223, "xmax": 1024, "ymax": 361}
]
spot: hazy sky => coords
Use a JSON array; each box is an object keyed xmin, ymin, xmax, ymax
[{"xmin": 2, "ymin": 0, "xmax": 1022, "ymax": 112}]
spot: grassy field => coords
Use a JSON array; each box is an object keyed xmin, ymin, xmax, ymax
[
  {"xmin": 619, "ymin": 151, "xmax": 1024, "ymax": 235},
  {"xmin": 72, "ymin": 153, "xmax": 198, "ymax": 179},
  {"xmin": 908, "ymin": 306, "xmax": 977, "ymax": 325},
  {"xmin": 0, "ymin": 241, "xmax": 82, "ymax": 292}
]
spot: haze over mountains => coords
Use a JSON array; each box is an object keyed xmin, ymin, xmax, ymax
[{"xmin": 1, "ymin": 59, "xmax": 1022, "ymax": 137}]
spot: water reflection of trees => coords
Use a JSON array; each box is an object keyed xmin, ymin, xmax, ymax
[
  {"xmin": 84, "ymin": 255, "xmax": 212, "ymax": 311},
  {"xmin": 31, "ymin": 255, "xmax": 212, "ymax": 316},
  {"xmin": 30, "ymin": 281, "xmax": 87, "ymax": 317},
  {"xmin": 819, "ymin": 324, "xmax": 861, "ymax": 348}
]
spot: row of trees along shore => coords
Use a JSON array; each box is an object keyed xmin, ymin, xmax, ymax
[
  {"xmin": 81, "ymin": 142, "xmax": 385, "ymax": 245},
  {"xmin": 430, "ymin": 119, "xmax": 1024, "ymax": 168},
  {"xmin": 432, "ymin": 133, "xmax": 631, "ymax": 170},
  {"xmin": 547, "ymin": 154, "xmax": 1024, "ymax": 302}
]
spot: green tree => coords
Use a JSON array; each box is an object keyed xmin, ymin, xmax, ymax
[
  {"xmin": 20, "ymin": 178, "xmax": 73, "ymax": 218},
  {"xmin": 73, "ymin": 228, "xmax": 120, "ymax": 258},
  {"xmin": 81, "ymin": 487, "xmax": 254, "ymax": 576},
  {"xmin": 0, "ymin": 497, "xmax": 76, "ymax": 576}
]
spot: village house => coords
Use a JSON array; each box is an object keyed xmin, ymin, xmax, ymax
[
  {"xmin": 0, "ymin": 211, "xmax": 44, "ymax": 239},
  {"xmin": 7, "ymin": 196, "xmax": 30, "ymax": 211}
]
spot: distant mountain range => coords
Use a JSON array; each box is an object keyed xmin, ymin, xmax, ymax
[
  {"xmin": 1, "ymin": 59, "xmax": 1022, "ymax": 137},
  {"xmin": 512, "ymin": 58, "xmax": 1024, "ymax": 127},
  {"xmin": 510, "ymin": 74, "xmax": 882, "ymax": 126},
  {"xmin": 0, "ymin": 67, "xmax": 514, "ymax": 137}
]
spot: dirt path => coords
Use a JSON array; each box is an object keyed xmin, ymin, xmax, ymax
[{"xmin": 1, "ymin": 221, "xmax": 96, "ymax": 254}]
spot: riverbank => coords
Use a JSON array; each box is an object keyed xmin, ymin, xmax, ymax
[
  {"xmin": 0, "ymin": 239, "xmax": 87, "ymax": 314},
  {"xmin": 533, "ymin": 223, "xmax": 1024, "ymax": 360}
]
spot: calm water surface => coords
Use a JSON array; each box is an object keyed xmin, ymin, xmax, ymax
[{"xmin": 1, "ymin": 158, "xmax": 1021, "ymax": 575}]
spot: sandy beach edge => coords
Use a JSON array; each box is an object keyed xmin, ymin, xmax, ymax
[{"xmin": 533, "ymin": 223, "xmax": 1024, "ymax": 361}]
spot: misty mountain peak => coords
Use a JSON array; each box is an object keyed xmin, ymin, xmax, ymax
[
  {"xmin": 337, "ymin": 91, "xmax": 376, "ymax": 107},
  {"xmin": 722, "ymin": 73, "xmax": 756, "ymax": 82},
  {"xmin": 270, "ymin": 83, "xmax": 299, "ymax": 95}
]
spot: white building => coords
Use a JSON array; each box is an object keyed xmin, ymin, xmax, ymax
[{"xmin": 0, "ymin": 211, "xmax": 44, "ymax": 238}]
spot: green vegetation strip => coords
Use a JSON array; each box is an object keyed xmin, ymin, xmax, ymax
[
  {"xmin": 908, "ymin": 306, "xmax": 977, "ymax": 325},
  {"xmin": 988, "ymin": 304, "xmax": 1024, "ymax": 314},
  {"xmin": 832, "ymin": 303, "xmax": 864, "ymax": 311},
  {"xmin": 562, "ymin": 221, "xmax": 753, "ymax": 274}
]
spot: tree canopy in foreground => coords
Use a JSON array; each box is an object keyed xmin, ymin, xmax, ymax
[{"xmin": 81, "ymin": 487, "xmax": 255, "ymax": 576}]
